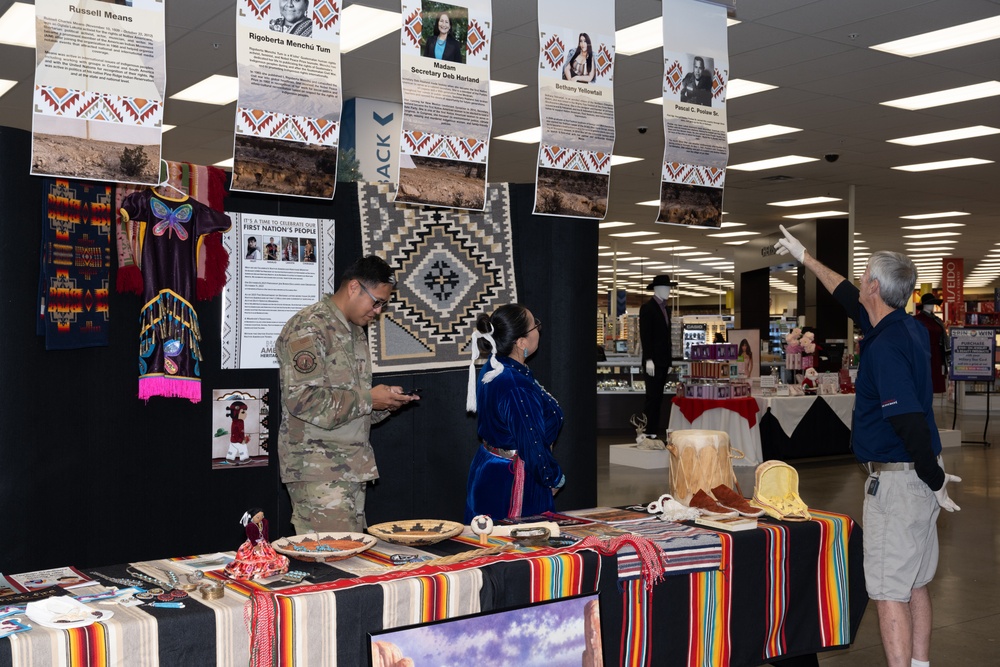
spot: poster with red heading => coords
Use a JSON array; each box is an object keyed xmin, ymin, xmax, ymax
[
  {"xmin": 942, "ymin": 257, "xmax": 964, "ymax": 325},
  {"xmin": 534, "ymin": 0, "xmax": 616, "ymax": 219},
  {"xmin": 397, "ymin": 1, "xmax": 493, "ymax": 210},
  {"xmin": 657, "ymin": 0, "xmax": 729, "ymax": 228}
]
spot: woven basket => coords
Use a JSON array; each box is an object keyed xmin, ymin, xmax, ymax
[
  {"xmin": 367, "ymin": 519, "xmax": 464, "ymax": 546},
  {"xmin": 271, "ymin": 532, "xmax": 376, "ymax": 563}
]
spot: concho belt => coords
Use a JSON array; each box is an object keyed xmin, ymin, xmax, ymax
[{"xmin": 484, "ymin": 443, "xmax": 516, "ymax": 459}]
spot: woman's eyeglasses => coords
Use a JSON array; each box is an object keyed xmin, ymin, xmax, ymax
[{"xmin": 525, "ymin": 318, "xmax": 542, "ymax": 334}]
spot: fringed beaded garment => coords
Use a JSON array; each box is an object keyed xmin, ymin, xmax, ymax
[{"xmin": 120, "ymin": 189, "xmax": 231, "ymax": 402}]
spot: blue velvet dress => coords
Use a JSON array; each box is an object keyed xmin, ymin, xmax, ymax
[{"xmin": 464, "ymin": 355, "xmax": 565, "ymax": 522}]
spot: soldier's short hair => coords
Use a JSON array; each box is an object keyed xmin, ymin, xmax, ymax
[{"xmin": 340, "ymin": 255, "xmax": 396, "ymax": 288}]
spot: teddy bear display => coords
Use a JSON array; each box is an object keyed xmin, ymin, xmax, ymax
[
  {"xmin": 785, "ymin": 328, "xmax": 803, "ymax": 370},
  {"xmin": 800, "ymin": 331, "xmax": 817, "ymax": 370}
]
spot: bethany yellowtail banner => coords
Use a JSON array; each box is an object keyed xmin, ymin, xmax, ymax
[
  {"xmin": 534, "ymin": 0, "xmax": 616, "ymax": 219},
  {"xmin": 657, "ymin": 0, "xmax": 729, "ymax": 228},
  {"xmin": 232, "ymin": 0, "xmax": 342, "ymax": 199},
  {"xmin": 397, "ymin": 1, "xmax": 492, "ymax": 211},
  {"xmin": 31, "ymin": 0, "xmax": 166, "ymax": 185}
]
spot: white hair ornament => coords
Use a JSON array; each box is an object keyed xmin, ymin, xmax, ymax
[{"xmin": 466, "ymin": 323, "xmax": 504, "ymax": 412}]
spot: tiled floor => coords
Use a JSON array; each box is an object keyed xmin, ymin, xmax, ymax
[{"xmin": 596, "ymin": 405, "xmax": 1000, "ymax": 665}]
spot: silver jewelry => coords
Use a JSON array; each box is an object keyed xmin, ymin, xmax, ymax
[
  {"xmin": 127, "ymin": 568, "xmax": 174, "ymax": 591},
  {"xmin": 90, "ymin": 571, "xmax": 145, "ymax": 587}
]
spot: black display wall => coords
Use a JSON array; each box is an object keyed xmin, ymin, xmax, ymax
[{"xmin": 0, "ymin": 127, "xmax": 597, "ymax": 574}]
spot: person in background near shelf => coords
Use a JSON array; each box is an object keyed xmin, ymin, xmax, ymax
[
  {"xmin": 776, "ymin": 225, "xmax": 960, "ymax": 667},
  {"xmin": 639, "ymin": 275, "xmax": 677, "ymax": 440},
  {"xmin": 464, "ymin": 304, "xmax": 564, "ymax": 522},
  {"xmin": 914, "ymin": 293, "xmax": 950, "ymax": 393},
  {"xmin": 276, "ymin": 256, "xmax": 419, "ymax": 533}
]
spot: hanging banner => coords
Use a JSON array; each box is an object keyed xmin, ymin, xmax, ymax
[
  {"xmin": 941, "ymin": 257, "xmax": 964, "ymax": 326},
  {"xmin": 657, "ymin": 0, "xmax": 729, "ymax": 228},
  {"xmin": 533, "ymin": 0, "xmax": 615, "ymax": 219},
  {"xmin": 397, "ymin": 1, "xmax": 492, "ymax": 210},
  {"xmin": 231, "ymin": 0, "xmax": 342, "ymax": 199},
  {"xmin": 31, "ymin": 0, "xmax": 166, "ymax": 185},
  {"xmin": 220, "ymin": 213, "xmax": 337, "ymax": 369}
]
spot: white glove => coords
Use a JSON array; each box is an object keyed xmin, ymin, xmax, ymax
[
  {"xmin": 933, "ymin": 473, "xmax": 961, "ymax": 512},
  {"xmin": 775, "ymin": 225, "xmax": 806, "ymax": 263},
  {"xmin": 645, "ymin": 360, "xmax": 655, "ymax": 375}
]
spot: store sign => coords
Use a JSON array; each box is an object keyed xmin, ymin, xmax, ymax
[
  {"xmin": 949, "ymin": 327, "xmax": 995, "ymax": 381},
  {"xmin": 941, "ymin": 258, "xmax": 964, "ymax": 325}
]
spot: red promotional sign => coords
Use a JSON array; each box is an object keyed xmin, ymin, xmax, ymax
[{"xmin": 941, "ymin": 258, "xmax": 964, "ymax": 325}]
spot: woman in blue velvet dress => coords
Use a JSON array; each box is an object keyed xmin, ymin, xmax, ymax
[{"xmin": 464, "ymin": 304, "xmax": 565, "ymax": 522}]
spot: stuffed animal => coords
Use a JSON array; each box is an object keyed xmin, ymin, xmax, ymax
[
  {"xmin": 785, "ymin": 328, "xmax": 803, "ymax": 370},
  {"xmin": 802, "ymin": 367, "xmax": 819, "ymax": 395},
  {"xmin": 800, "ymin": 331, "xmax": 817, "ymax": 369},
  {"xmin": 801, "ymin": 331, "xmax": 816, "ymax": 354}
]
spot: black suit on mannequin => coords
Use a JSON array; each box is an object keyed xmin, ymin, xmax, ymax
[{"xmin": 639, "ymin": 281, "xmax": 675, "ymax": 437}]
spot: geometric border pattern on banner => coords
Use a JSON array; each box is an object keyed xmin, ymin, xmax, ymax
[
  {"xmin": 662, "ymin": 161, "xmax": 726, "ymax": 188},
  {"xmin": 34, "ymin": 86, "xmax": 162, "ymax": 126},
  {"xmin": 401, "ymin": 130, "xmax": 487, "ymax": 164},
  {"xmin": 540, "ymin": 143, "xmax": 612, "ymax": 175},
  {"xmin": 236, "ymin": 108, "xmax": 339, "ymax": 146}
]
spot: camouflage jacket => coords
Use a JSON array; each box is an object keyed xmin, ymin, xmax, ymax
[{"xmin": 276, "ymin": 298, "xmax": 389, "ymax": 484}]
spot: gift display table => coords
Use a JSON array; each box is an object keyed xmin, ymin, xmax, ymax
[
  {"xmin": 668, "ymin": 396, "xmax": 763, "ymax": 465},
  {"xmin": 757, "ymin": 394, "xmax": 855, "ymax": 460},
  {"xmin": 0, "ymin": 510, "xmax": 866, "ymax": 667}
]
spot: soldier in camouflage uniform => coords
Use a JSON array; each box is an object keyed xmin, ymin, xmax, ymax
[{"xmin": 276, "ymin": 256, "xmax": 419, "ymax": 533}]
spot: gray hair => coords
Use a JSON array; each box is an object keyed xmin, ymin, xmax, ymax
[{"xmin": 867, "ymin": 251, "xmax": 917, "ymax": 309}]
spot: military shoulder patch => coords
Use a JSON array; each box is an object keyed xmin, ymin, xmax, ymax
[{"xmin": 293, "ymin": 350, "xmax": 317, "ymax": 374}]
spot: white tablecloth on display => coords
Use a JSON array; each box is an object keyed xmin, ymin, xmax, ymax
[
  {"xmin": 755, "ymin": 394, "xmax": 855, "ymax": 436},
  {"xmin": 667, "ymin": 400, "xmax": 762, "ymax": 466}
]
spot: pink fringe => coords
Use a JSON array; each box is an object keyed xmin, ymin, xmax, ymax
[
  {"xmin": 139, "ymin": 376, "xmax": 202, "ymax": 403},
  {"xmin": 508, "ymin": 455, "xmax": 525, "ymax": 518}
]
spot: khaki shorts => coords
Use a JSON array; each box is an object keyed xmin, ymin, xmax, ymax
[
  {"xmin": 286, "ymin": 479, "xmax": 368, "ymax": 534},
  {"xmin": 862, "ymin": 468, "xmax": 940, "ymax": 602}
]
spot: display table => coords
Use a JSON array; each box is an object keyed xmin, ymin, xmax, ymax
[
  {"xmin": 757, "ymin": 394, "xmax": 854, "ymax": 460},
  {"xmin": 0, "ymin": 511, "xmax": 866, "ymax": 667},
  {"xmin": 668, "ymin": 396, "xmax": 762, "ymax": 466}
]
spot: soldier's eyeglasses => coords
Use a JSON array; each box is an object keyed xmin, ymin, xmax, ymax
[{"xmin": 359, "ymin": 283, "xmax": 390, "ymax": 310}]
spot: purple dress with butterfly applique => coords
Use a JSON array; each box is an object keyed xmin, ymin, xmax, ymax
[{"xmin": 119, "ymin": 190, "xmax": 231, "ymax": 402}]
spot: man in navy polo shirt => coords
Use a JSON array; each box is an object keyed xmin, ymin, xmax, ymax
[{"xmin": 776, "ymin": 225, "xmax": 960, "ymax": 667}]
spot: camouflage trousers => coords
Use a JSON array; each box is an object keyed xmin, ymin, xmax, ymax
[{"xmin": 286, "ymin": 479, "xmax": 368, "ymax": 534}]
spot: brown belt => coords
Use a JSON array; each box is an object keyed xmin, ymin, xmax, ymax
[{"xmin": 484, "ymin": 444, "xmax": 516, "ymax": 459}]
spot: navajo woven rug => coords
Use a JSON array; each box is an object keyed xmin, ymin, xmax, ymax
[
  {"xmin": 37, "ymin": 178, "xmax": 112, "ymax": 350},
  {"xmin": 358, "ymin": 182, "xmax": 518, "ymax": 373}
]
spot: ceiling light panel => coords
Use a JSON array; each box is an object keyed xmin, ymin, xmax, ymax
[
  {"xmin": 727, "ymin": 124, "xmax": 801, "ymax": 144},
  {"xmin": 728, "ymin": 155, "xmax": 819, "ymax": 171},
  {"xmin": 882, "ymin": 82, "xmax": 1000, "ymax": 110},
  {"xmin": 340, "ymin": 5, "xmax": 401, "ymax": 52},
  {"xmin": 888, "ymin": 126, "xmax": 1000, "ymax": 146},
  {"xmin": 768, "ymin": 196, "xmax": 842, "ymax": 207},
  {"xmin": 892, "ymin": 158, "xmax": 993, "ymax": 172},
  {"xmin": 870, "ymin": 16, "xmax": 1000, "ymax": 58},
  {"xmin": 783, "ymin": 210, "xmax": 849, "ymax": 219}
]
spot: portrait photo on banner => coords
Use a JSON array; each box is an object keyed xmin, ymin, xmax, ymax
[{"xmin": 421, "ymin": 2, "xmax": 468, "ymax": 64}]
